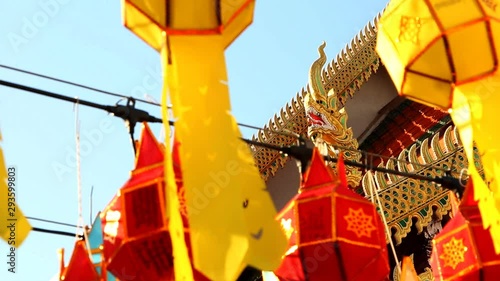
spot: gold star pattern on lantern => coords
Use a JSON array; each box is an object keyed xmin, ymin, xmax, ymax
[
  {"xmin": 343, "ymin": 208, "xmax": 377, "ymax": 238},
  {"xmin": 280, "ymin": 218, "xmax": 294, "ymax": 239},
  {"xmin": 399, "ymin": 16, "xmax": 424, "ymax": 44},
  {"xmin": 439, "ymin": 237, "xmax": 468, "ymax": 270},
  {"xmin": 482, "ymin": 0, "xmax": 498, "ymax": 11}
]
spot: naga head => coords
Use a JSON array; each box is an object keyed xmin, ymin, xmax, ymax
[{"xmin": 304, "ymin": 42, "xmax": 362, "ymax": 187}]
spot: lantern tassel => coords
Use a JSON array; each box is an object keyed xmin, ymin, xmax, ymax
[
  {"xmin": 367, "ymin": 170, "xmax": 401, "ymax": 277},
  {"xmin": 160, "ymin": 45, "xmax": 195, "ymax": 281}
]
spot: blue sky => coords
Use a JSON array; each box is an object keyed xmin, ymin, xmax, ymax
[{"xmin": 0, "ymin": 1, "xmax": 387, "ymax": 280}]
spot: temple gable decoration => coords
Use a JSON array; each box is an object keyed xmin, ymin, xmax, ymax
[{"xmin": 303, "ymin": 42, "xmax": 362, "ymax": 188}]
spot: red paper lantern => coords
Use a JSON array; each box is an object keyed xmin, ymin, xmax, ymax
[
  {"xmin": 274, "ymin": 149, "xmax": 390, "ymax": 281},
  {"xmin": 431, "ymin": 179, "xmax": 500, "ymax": 280},
  {"xmin": 59, "ymin": 240, "xmax": 100, "ymax": 281},
  {"xmin": 100, "ymin": 123, "xmax": 208, "ymax": 281}
]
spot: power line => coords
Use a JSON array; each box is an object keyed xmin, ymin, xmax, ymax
[
  {"xmin": 26, "ymin": 216, "xmax": 82, "ymax": 228},
  {"xmin": 0, "ymin": 63, "xmax": 161, "ymax": 107},
  {"xmin": 0, "ymin": 79, "xmax": 167, "ymax": 152},
  {"xmin": 242, "ymin": 138, "xmax": 467, "ymax": 196},
  {"xmin": 0, "ymin": 64, "xmax": 267, "ymax": 132},
  {"xmin": 32, "ymin": 227, "xmax": 84, "ymax": 239},
  {"xmin": 0, "ymin": 76, "xmax": 456, "ymax": 176},
  {"xmin": 0, "ymin": 78, "xmax": 458, "ymax": 183},
  {"xmin": 0, "ymin": 63, "xmax": 452, "ymax": 174}
]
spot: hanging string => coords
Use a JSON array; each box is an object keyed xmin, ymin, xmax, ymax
[
  {"xmin": 367, "ymin": 170, "xmax": 401, "ymax": 277},
  {"xmin": 366, "ymin": 171, "xmax": 376, "ymax": 205},
  {"xmin": 74, "ymin": 99, "xmax": 92, "ymax": 260},
  {"xmin": 27, "ymin": 216, "xmax": 81, "ymax": 228}
]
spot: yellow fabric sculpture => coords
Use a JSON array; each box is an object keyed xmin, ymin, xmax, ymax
[
  {"xmin": 376, "ymin": 0, "xmax": 500, "ymax": 252},
  {"xmin": 160, "ymin": 57, "xmax": 195, "ymax": 281},
  {"xmin": 0, "ymin": 130, "xmax": 31, "ymax": 247},
  {"xmin": 123, "ymin": 1, "xmax": 287, "ymax": 280},
  {"xmin": 450, "ymin": 83, "xmax": 500, "ymax": 251}
]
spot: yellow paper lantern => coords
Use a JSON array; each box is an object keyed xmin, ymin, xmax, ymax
[
  {"xmin": 123, "ymin": 0, "xmax": 255, "ymax": 51},
  {"xmin": 122, "ymin": 1, "xmax": 288, "ymax": 280},
  {"xmin": 376, "ymin": 0, "xmax": 500, "ymax": 109}
]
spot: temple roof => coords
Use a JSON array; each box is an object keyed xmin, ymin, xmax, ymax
[
  {"xmin": 251, "ymin": 14, "xmax": 381, "ymax": 181},
  {"xmin": 359, "ymin": 99, "xmax": 449, "ymax": 164},
  {"xmin": 250, "ymin": 11, "xmax": 451, "ymax": 181}
]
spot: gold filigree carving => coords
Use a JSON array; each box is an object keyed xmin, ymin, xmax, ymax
[
  {"xmin": 250, "ymin": 13, "xmax": 381, "ymax": 181},
  {"xmin": 251, "ymin": 90, "xmax": 309, "ymax": 180},
  {"xmin": 361, "ymin": 125, "xmax": 483, "ymax": 245},
  {"xmin": 304, "ymin": 42, "xmax": 362, "ymax": 187}
]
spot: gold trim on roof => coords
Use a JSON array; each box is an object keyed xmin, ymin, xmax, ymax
[
  {"xmin": 361, "ymin": 126, "xmax": 481, "ymax": 245},
  {"xmin": 251, "ymin": 13, "xmax": 382, "ymax": 181}
]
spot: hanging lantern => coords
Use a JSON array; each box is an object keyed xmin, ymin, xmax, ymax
[
  {"xmin": 274, "ymin": 149, "xmax": 390, "ymax": 281},
  {"xmin": 58, "ymin": 240, "xmax": 99, "ymax": 281},
  {"xmin": 376, "ymin": 0, "xmax": 499, "ymax": 109},
  {"xmin": 100, "ymin": 123, "xmax": 208, "ymax": 281},
  {"xmin": 430, "ymin": 179, "xmax": 500, "ymax": 280},
  {"xmin": 122, "ymin": 0, "xmax": 255, "ymax": 52},
  {"xmin": 123, "ymin": 2, "xmax": 288, "ymax": 280}
]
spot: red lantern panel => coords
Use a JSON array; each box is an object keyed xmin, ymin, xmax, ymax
[
  {"xmin": 102, "ymin": 195, "xmax": 125, "ymax": 263},
  {"xmin": 432, "ymin": 215, "xmax": 500, "ymax": 280},
  {"xmin": 102, "ymin": 182, "xmax": 175, "ymax": 281},
  {"xmin": 431, "ymin": 181, "xmax": 500, "ymax": 280},
  {"xmin": 105, "ymin": 231, "xmax": 174, "ymax": 281},
  {"xmin": 59, "ymin": 240, "xmax": 100, "ymax": 281},
  {"xmin": 123, "ymin": 182, "xmax": 164, "ymax": 237},
  {"xmin": 278, "ymin": 203, "xmax": 296, "ymax": 247},
  {"xmin": 100, "ymin": 124, "xmax": 210, "ymax": 281},
  {"xmin": 297, "ymin": 195, "xmax": 333, "ymax": 244},
  {"xmin": 274, "ymin": 149, "xmax": 390, "ymax": 281}
]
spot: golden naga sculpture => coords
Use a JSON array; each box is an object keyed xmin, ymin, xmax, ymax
[{"xmin": 304, "ymin": 42, "xmax": 362, "ymax": 187}]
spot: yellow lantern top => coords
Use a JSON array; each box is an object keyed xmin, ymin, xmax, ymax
[
  {"xmin": 123, "ymin": 0, "xmax": 255, "ymax": 51},
  {"xmin": 376, "ymin": 0, "xmax": 500, "ymax": 109}
]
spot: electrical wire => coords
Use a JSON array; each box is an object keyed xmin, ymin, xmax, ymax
[
  {"xmin": 26, "ymin": 216, "xmax": 82, "ymax": 228},
  {"xmin": 0, "ymin": 64, "xmax": 271, "ymax": 132},
  {"xmin": 27, "ymin": 216, "xmax": 87, "ymax": 239},
  {"xmin": 0, "ymin": 63, "xmax": 161, "ymax": 107},
  {"xmin": 0, "ymin": 77, "xmax": 461, "ymax": 186},
  {"xmin": 32, "ymin": 227, "xmax": 84, "ymax": 239},
  {"xmin": 243, "ymin": 138, "xmax": 466, "ymax": 193}
]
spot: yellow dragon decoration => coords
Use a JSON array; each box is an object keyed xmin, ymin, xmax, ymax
[{"xmin": 304, "ymin": 42, "xmax": 362, "ymax": 187}]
